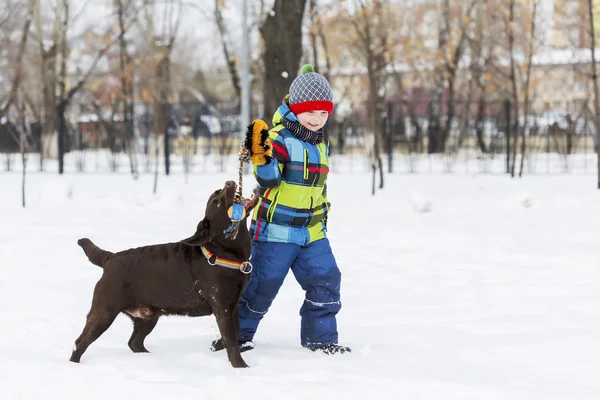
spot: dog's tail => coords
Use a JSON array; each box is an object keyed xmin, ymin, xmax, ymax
[{"xmin": 77, "ymin": 238, "xmax": 113, "ymax": 268}]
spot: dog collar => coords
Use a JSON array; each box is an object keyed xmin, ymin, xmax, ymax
[{"xmin": 201, "ymin": 246, "xmax": 253, "ymax": 274}]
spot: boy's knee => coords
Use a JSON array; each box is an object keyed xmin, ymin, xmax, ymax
[
  {"xmin": 327, "ymin": 264, "xmax": 341, "ymax": 283},
  {"xmin": 310, "ymin": 263, "xmax": 341, "ymax": 287},
  {"xmin": 241, "ymin": 276, "xmax": 286, "ymax": 314},
  {"xmin": 239, "ymin": 297, "xmax": 267, "ymax": 317}
]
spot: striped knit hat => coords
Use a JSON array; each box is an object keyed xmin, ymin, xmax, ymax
[{"xmin": 288, "ymin": 64, "xmax": 334, "ymax": 115}]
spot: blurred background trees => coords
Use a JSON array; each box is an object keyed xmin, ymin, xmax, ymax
[{"xmin": 0, "ymin": 0, "xmax": 598, "ymax": 186}]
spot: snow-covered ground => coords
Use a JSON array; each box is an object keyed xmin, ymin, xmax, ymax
[{"xmin": 0, "ymin": 153, "xmax": 598, "ymax": 399}]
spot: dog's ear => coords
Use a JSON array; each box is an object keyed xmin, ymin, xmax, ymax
[{"xmin": 180, "ymin": 218, "xmax": 212, "ymax": 246}]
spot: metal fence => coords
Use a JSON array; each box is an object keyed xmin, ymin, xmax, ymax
[
  {"xmin": 1, "ymin": 99, "xmax": 598, "ymax": 175},
  {"xmin": 325, "ymin": 100, "xmax": 598, "ymax": 174}
]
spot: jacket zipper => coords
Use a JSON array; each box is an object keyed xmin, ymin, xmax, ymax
[
  {"xmin": 303, "ymin": 148, "xmax": 309, "ymax": 181},
  {"xmin": 306, "ymin": 196, "xmax": 313, "ymax": 226},
  {"xmin": 266, "ymin": 192, "xmax": 279, "ymax": 222}
]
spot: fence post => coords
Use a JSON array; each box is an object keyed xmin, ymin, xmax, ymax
[
  {"xmin": 505, "ymin": 100, "xmax": 511, "ymax": 174},
  {"xmin": 164, "ymin": 110, "xmax": 171, "ymax": 176},
  {"xmin": 387, "ymin": 102, "xmax": 394, "ymax": 173}
]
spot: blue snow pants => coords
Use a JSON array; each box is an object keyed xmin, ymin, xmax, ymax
[{"xmin": 237, "ymin": 238, "xmax": 342, "ymax": 347}]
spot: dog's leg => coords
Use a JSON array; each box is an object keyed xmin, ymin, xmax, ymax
[
  {"xmin": 233, "ymin": 306, "xmax": 241, "ymax": 343},
  {"xmin": 211, "ymin": 300, "xmax": 245, "ymax": 353},
  {"xmin": 127, "ymin": 316, "xmax": 159, "ymax": 353},
  {"xmin": 70, "ymin": 307, "xmax": 119, "ymax": 363},
  {"xmin": 214, "ymin": 306, "xmax": 248, "ymax": 368}
]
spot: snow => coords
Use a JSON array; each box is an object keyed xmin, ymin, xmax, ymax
[{"xmin": 1, "ymin": 153, "xmax": 599, "ymax": 399}]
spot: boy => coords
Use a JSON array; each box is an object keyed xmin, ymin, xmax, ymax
[{"xmin": 213, "ymin": 64, "xmax": 350, "ymax": 355}]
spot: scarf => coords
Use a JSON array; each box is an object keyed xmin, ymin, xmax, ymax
[{"xmin": 282, "ymin": 118, "xmax": 324, "ymax": 145}]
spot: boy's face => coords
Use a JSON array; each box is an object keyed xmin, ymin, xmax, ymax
[{"xmin": 297, "ymin": 110, "xmax": 329, "ymax": 131}]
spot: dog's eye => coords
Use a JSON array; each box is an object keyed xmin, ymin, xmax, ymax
[{"xmin": 216, "ymin": 201, "xmax": 221, "ymax": 208}]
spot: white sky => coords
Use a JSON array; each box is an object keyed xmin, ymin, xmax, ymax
[{"xmin": 51, "ymin": 0, "xmax": 265, "ymax": 71}]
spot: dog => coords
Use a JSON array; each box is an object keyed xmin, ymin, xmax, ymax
[{"xmin": 69, "ymin": 180, "xmax": 259, "ymax": 368}]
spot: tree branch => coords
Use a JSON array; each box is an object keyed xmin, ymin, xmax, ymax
[
  {"xmin": 0, "ymin": 6, "xmax": 32, "ymax": 119},
  {"xmin": 64, "ymin": 3, "xmax": 144, "ymax": 104}
]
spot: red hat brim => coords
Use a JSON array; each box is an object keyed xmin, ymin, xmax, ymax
[{"xmin": 289, "ymin": 100, "xmax": 334, "ymax": 115}]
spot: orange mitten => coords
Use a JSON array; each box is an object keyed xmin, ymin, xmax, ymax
[{"xmin": 244, "ymin": 119, "xmax": 273, "ymax": 165}]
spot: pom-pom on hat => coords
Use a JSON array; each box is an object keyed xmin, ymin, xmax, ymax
[{"xmin": 288, "ymin": 64, "xmax": 334, "ymax": 115}]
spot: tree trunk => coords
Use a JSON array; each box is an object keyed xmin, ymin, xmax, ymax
[
  {"xmin": 442, "ymin": 0, "xmax": 476, "ymax": 150},
  {"xmin": 508, "ymin": 0, "xmax": 520, "ymax": 178},
  {"xmin": 117, "ymin": 0, "xmax": 138, "ymax": 179},
  {"xmin": 443, "ymin": 69, "xmax": 457, "ymax": 150},
  {"xmin": 315, "ymin": 1, "xmax": 332, "ymax": 83},
  {"xmin": 215, "ymin": 0, "xmax": 241, "ymax": 100},
  {"xmin": 392, "ymin": 71, "xmax": 422, "ymax": 153},
  {"xmin": 309, "ymin": 0, "xmax": 319, "ymax": 68},
  {"xmin": 260, "ymin": 0, "xmax": 307, "ymax": 120},
  {"xmin": 17, "ymin": 92, "xmax": 29, "ymax": 208},
  {"xmin": 57, "ymin": 0, "xmax": 69, "ymax": 175},
  {"xmin": 367, "ymin": 68, "xmax": 384, "ymax": 191},
  {"xmin": 153, "ymin": 44, "xmax": 171, "ymax": 175},
  {"xmin": 475, "ymin": 89, "xmax": 488, "ymax": 153},
  {"xmin": 457, "ymin": 78, "xmax": 474, "ymax": 149},
  {"xmin": 40, "ymin": 47, "xmax": 57, "ymax": 163},
  {"xmin": 428, "ymin": 2, "xmax": 449, "ymax": 154},
  {"xmin": 0, "ymin": 11, "xmax": 32, "ymax": 120},
  {"xmin": 519, "ymin": 0, "xmax": 538, "ymax": 178},
  {"xmin": 33, "ymin": 0, "xmax": 59, "ymax": 164},
  {"xmin": 470, "ymin": 0, "xmax": 489, "ymax": 154},
  {"xmin": 588, "ymin": 0, "xmax": 600, "ymax": 189}
]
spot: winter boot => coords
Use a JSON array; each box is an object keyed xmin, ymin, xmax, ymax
[{"xmin": 308, "ymin": 344, "xmax": 351, "ymax": 355}]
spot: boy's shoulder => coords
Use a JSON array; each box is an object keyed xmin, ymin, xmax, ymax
[{"xmin": 269, "ymin": 124, "xmax": 292, "ymax": 141}]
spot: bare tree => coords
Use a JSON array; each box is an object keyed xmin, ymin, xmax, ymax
[
  {"xmin": 346, "ymin": 0, "xmax": 392, "ymax": 192},
  {"xmin": 441, "ymin": 0, "xmax": 477, "ymax": 155},
  {"xmin": 0, "ymin": 1, "xmax": 21, "ymax": 31},
  {"xmin": 466, "ymin": 0, "xmax": 503, "ymax": 155},
  {"xmin": 426, "ymin": 2, "xmax": 449, "ymax": 155},
  {"xmin": 16, "ymin": 90, "xmax": 31, "ymax": 208},
  {"xmin": 214, "ymin": 0, "xmax": 241, "ymax": 100},
  {"xmin": 499, "ymin": 0, "xmax": 540, "ymax": 178},
  {"xmin": 308, "ymin": 0, "xmax": 319, "ymax": 69},
  {"xmin": 306, "ymin": 0, "xmax": 337, "ymax": 147},
  {"xmin": 518, "ymin": 0, "xmax": 539, "ymax": 178},
  {"xmin": 115, "ymin": 0, "xmax": 139, "ymax": 179},
  {"xmin": 91, "ymin": 101, "xmax": 123, "ymax": 172},
  {"xmin": 505, "ymin": 0, "xmax": 520, "ymax": 177},
  {"xmin": 32, "ymin": 0, "xmax": 60, "ymax": 166},
  {"xmin": 424, "ymin": 0, "xmax": 476, "ymax": 156},
  {"xmin": 134, "ymin": 0, "xmax": 182, "ymax": 192},
  {"xmin": 34, "ymin": 0, "xmax": 131, "ymax": 174},
  {"xmin": 0, "ymin": 3, "xmax": 32, "ymax": 120},
  {"xmin": 306, "ymin": 0, "xmax": 334, "ymax": 89}
]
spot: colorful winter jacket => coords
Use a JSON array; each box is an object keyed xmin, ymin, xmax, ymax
[{"xmin": 249, "ymin": 100, "xmax": 330, "ymax": 245}]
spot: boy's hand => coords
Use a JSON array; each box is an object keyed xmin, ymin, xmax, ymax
[{"xmin": 244, "ymin": 119, "xmax": 273, "ymax": 165}]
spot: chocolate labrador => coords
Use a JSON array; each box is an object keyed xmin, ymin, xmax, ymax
[{"xmin": 69, "ymin": 180, "xmax": 258, "ymax": 368}]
